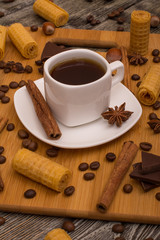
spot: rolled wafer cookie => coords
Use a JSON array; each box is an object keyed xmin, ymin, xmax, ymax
[
  {"xmin": 12, "ymin": 149, "xmax": 72, "ymax": 192},
  {"xmin": 0, "ymin": 25, "xmax": 7, "ymax": 60},
  {"xmin": 138, "ymin": 65, "xmax": 160, "ymax": 105},
  {"xmin": 8, "ymin": 23, "xmax": 38, "ymax": 59},
  {"xmin": 44, "ymin": 228, "xmax": 72, "ymax": 240},
  {"xmin": 33, "ymin": 0, "xmax": 69, "ymax": 27}
]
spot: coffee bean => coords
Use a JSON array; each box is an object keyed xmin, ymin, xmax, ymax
[
  {"xmin": 96, "ymin": 19, "xmax": 101, "ymax": 24},
  {"xmin": 0, "ymin": 12, "xmax": 4, "ymax": 18},
  {"xmin": 90, "ymin": 161, "xmax": 100, "ymax": 170},
  {"xmin": 0, "ymin": 91, "xmax": 5, "ymax": 99},
  {"xmin": 24, "ymin": 189, "xmax": 36, "ymax": 198},
  {"xmin": 86, "ymin": 15, "xmax": 94, "ymax": 23},
  {"xmin": 7, "ymin": 123, "xmax": 15, "ymax": 131},
  {"xmin": 12, "ymin": 63, "xmax": 24, "ymax": 73},
  {"xmin": 62, "ymin": 220, "xmax": 75, "ymax": 232},
  {"xmin": 64, "ymin": 186, "xmax": 75, "ymax": 196},
  {"xmin": 152, "ymin": 49, "xmax": 159, "ymax": 56},
  {"xmin": 0, "ymin": 146, "xmax": 4, "ymax": 154},
  {"xmin": 136, "ymin": 81, "xmax": 142, "ymax": 87},
  {"xmin": 115, "ymin": 237, "xmax": 126, "ymax": 240},
  {"xmin": 0, "ymin": 61, "xmax": 5, "ymax": 69},
  {"xmin": 22, "ymin": 139, "xmax": 32, "ymax": 148},
  {"xmin": 46, "ymin": 147, "xmax": 59, "ymax": 157},
  {"xmin": 30, "ymin": 25, "xmax": 38, "ymax": 32},
  {"xmin": 28, "ymin": 141, "xmax": 38, "ymax": 152},
  {"xmin": 155, "ymin": 192, "xmax": 160, "ymax": 201},
  {"xmin": 112, "ymin": 223, "xmax": 125, "ymax": 233},
  {"xmin": 112, "ymin": 10, "xmax": 120, "ymax": 17},
  {"xmin": 83, "ymin": 172, "xmax": 95, "ymax": 181},
  {"xmin": 35, "ymin": 60, "xmax": 43, "ymax": 66},
  {"xmin": 4, "ymin": 67, "xmax": 11, "ymax": 73},
  {"xmin": 78, "ymin": 162, "xmax": 89, "ymax": 171},
  {"xmin": 153, "ymin": 56, "xmax": 160, "ymax": 63},
  {"xmin": 9, "ymin": 81, "xmax": 19, "ymax": 89},
  {"xmin": 0, "ymin": 85, "xmax": 9, "ymax": 93},
  {"xmin": 1, "ymin": 96, "xmax": 10, "ymax": 103},
  {"xmin": 3, "ymin": 0, "xmax": 15, "ymax": 2},
  {"xmin": 106, "ymin": 152, "xmax": 116, "ymax": 162},
  {"xmin": 90, "ymin": 19, "xmax": 97, "ymax": 26},
  {"xmin": 38, "ymin": 67, "xmax": 43, "ymax": 75},
  {"xmin": 152, "ymin": 101, "xmax": 160, "ymax": 110},
  {"xmin": 117, "ymin": 7, "xmax": 124, "ymax": 13},
  {"xmin": 131, "ymin": 74, "xmax": 140, "ymax": 81},
  {"xmin": 117, "ymin": 26, "xmax": 124, "ymax": 31},
  {"xmin": 144, "ymin": 238, "xmax": 154, "ymax": 240},
  {"xmin": 25, "ymin": 65, "xmax": 33, "ymax": 73},
  {"xmin": 0, "ymin": 155, "xmax": 6, "ymax": 164},
  {"xmin": 19, "ymin": 80, "xmax": 27, "ymax": 88},
  {"xmin": 117, "ymin": 17, "xmax": 125, "ymax": 24},
  {"xmin": 123, "ymin": 184, "xmax": 133, "ymax": 193},
  {"xmin": 139, "ymin": 142, "xmax": 152, "ymax": 151},
  {"xmin": 108, "ymin": 13, "xmax": 116, "ymax": 19},
  {"xmin": 0, "ymin": 217, "xmax": 5, "ymax": 226},
  {"xmin": 149, "ymin": 112, "xmax": 158, "ymax": 120},
  {"xmin": 18, "ymin": 129, "xmax": 29, "ymax": 139}
]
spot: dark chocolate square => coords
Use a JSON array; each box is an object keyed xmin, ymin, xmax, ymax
[{"xmin": 142, "ymin": 151, "xmax": 160, "ymax": 174}]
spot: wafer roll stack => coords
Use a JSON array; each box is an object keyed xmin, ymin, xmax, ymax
[
  {"xmin": 129, "ymin": 10, "xmax": 151, "ymax": 55},
  {"xmin": 33, "ymin": 0, "xmax": 69, "ymax": 27},
  {"xmin": 0, "ymin": 26, "xmax": 7, "ymax": 60},
  {"xmin": 138, "ymin": 65, "xmax": 160, "ymax": 105},
  {"xmin": 44, "ymin": 228, "xmax": 72, "ymax": 240},
  {"xmin": 12, "ymin": 149, "xmax": 72, "ymax": 192},
  {"xmin": 8, "ymin": 23, "xmax": 38, "ymax": 58}
]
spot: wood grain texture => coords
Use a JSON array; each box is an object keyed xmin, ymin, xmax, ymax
[{"xmin": 0, "ymin": 27, "xmax": 160, "ymax": 239}]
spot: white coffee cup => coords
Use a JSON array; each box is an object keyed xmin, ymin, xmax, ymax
[{"xmin": 44, "ymin": 49, "xmax": 124, "ymax": 127}]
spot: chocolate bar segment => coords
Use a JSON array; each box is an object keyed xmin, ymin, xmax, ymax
[{"xmin": 141, "ymin": 151, "xmax": 160, "ymax": 174}]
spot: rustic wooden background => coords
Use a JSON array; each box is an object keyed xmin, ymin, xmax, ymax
[{"xmin": 1, "ymin": 0, "xmax": 160, "ymax": 240}]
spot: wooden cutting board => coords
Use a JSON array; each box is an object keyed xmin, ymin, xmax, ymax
[{"xmin": 0, "ymin": 28, "xmax": 160, "ymax": 224}]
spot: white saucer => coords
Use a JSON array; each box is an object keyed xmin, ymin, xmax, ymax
[{"xmin": 14, "ymin": 78, "xmax": 142, "ymax": 149}]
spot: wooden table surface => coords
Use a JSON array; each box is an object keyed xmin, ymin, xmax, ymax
[{"xmin": 1, "ymin": 1, "xmax": 160, "ymax": 240}]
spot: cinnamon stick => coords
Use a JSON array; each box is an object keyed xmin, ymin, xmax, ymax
[
  {"xmin": 0, "ymin": 116, "xmax": 8, "ymax": 133},
  {"xmin": 26, "ymin": 80, "xmax": 62, "ymax": 139},
  {"xmin": 120, "ymin": 46, "xmax": 131, "ymax": 90},
  {"xmin": 97, "ymin": 141, "xmax": 138, "ymax": 213}
]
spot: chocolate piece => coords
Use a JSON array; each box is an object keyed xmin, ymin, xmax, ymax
[
  {"xmin": 130, "ymin": 163, "xmax": 160, "ymax": 185},
  {"xmin": 141, "ymin": 151, "xmax": 160, "ymax": 174},
  {"xmin": 41, "ymin": 42, "xmax": 68, "ymax": 62}
]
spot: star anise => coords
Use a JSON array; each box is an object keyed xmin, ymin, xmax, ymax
[
  {"xmin": 147, "ymin": 119, "xmax": 160, "ymax": 133},
  {"xmin": 127, "ymin": 53, "xmax": 148, "ymax": 66},
  {"xmin": 101, "ymin": 102, "xmax": 133, "ymax": 127}
]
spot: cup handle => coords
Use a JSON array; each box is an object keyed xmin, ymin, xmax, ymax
[{"xmin": 110, "ymin": 60, "xmax": 124, "ymax": 87}]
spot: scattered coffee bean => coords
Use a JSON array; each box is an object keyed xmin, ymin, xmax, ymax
[
  {"xmin": 28, "ymin": 141, "xmax": 38, "ymax": 151},
  {"xmin": 155, "ymin": 192, "xmax": 160, "ymax": 201},
  {"xmin": 152, "ymin": 101, "xmax": 160, "ymax": 110},
  {"xmin": 24, "ymin": 189, "xmax": 36, "ymax": 199},
  {"xmin": 0, "ymin": 85, "xmax": 9, "ymax": 93},
  {"xmin": 0, "ymin": 91, "xmax": 5, "ymax": 99},
  {"xmin": 62, "ymin": 220, "xmax": 75, "ymax": 232},
  {"xmin": 1, "ymin": 96, "xmax": 10, "ymax": 103},
  {"xmin": 149, "ymin": 112, "xmax": 158, "ymax": 120},
  {"xmin": 78, "ymin": 162, "xmax": 89, "ymax": 171},
  {"xmin": 25, "ymin": 65, "xmax": 33, "ymax": 73},
  {"xmin": 0, "ymin": 155, "xmax": 6, "ymax": 164},
  {"xmin": 131, "ymin": 74, "xmax": 140, "ymax": 81},
  {"xmin": 136, "ymin": 81, "xmax": 142, "ymax": 87},
  {"xmin": 46, "ymin": 147, "xmax": 59, "ymax": 157},
  {"xmin": 152, "ymin": 49, "xmax": 159, "ymax": 56},
  {"xmin": 19, "ymin": 80, "xmax": 27, "ymax": 88},
  {"xmin": 153, "ymin": 56, "xmax": 160, "ymax": 63},
  {"xmin": 108, "ymin": 13, "xmax": 116, "ymax": 19},
  {"xmin": 144, "ymin": 238, "xmax": 154, "ymax": 240},
  {"xmin": 22, "ymin": 139, "xmax": 32, "ymax": 148},
  {"xmin": 112, "ymin": 223, "xmax": 125, "ymax": 233},
  {"xmin": 117, "ymin": 26, "xmax": 124, "ymax": 31},
  {"xmin": 0, "ymin": 61, "xmax": 5, "ymax": 69},
  {"xmin": 123, "ymin": 184, "xmax": 133, "ymax": 193},
  {"xmin": 0, "ymin": 146, "xmax": 4, "ymax": 154},
  {"xmin": 90, "ymin": 161, "xmax": 100, "ymax": 170},
  {"xmin": 83, "ymin": 172, "xmax": 95, "ymax": 181},
  {"xmin": 9, "ymin": 81, "xmax": 19, "ymax": 89},
  {"xmin": 150, "ymin": 15, "xmax": 160, "ymax": 28},
  {"xmin": 7, "ymin": 123, "xmax": 15, "ymax": 131},
  {"xmin": 86, "ymin": 15, "xmax": 94, "ymax": 23},
  {"xmin": 64, "ymin": 186, "xmax": 75, "ymax": 196},
  {"xmin": 112, "ymin": 10, "xmax": 120, "ymax": 17},
  {"xmin": 18, "ymin": 129, "xmax": 29, "ymax": 139},
  {"xmin": 38, "ymin": 66, "xmax": 43, "ymax": 75},
  {"xmin": 4, "ymin": 67, "xmax": 11, "ymax": 73},
  {"xmin": 90, "ymin": 19, "xmax": 97, "ymax": 26},
  {"xmin": 139, "ymin": 142, "xmax": 152, "ymax": 151},
  {"xmin": 35, "ymin": 60, "xmax": 43, "ymax": 66},
  {"xmin": 106, "ymin": 152, "xmax": 116, "ymax": 162},
  {"xmin": 117, "ymin": 17, "xmax": 125, "ymax": 24},
  {"xmin": 115, "ymin": 237, "xmax": 126, "ymax": 240},
  {"xmin": 0, "ymin": 217, "xmax": 5, "ymax": 226},
  {"xmin": 30, "ymin": 25, "xmax": 38, "ymax": 32},
  {"xmin": 0, "ymin": 12, "xmax": 4, "ymax": 18}
]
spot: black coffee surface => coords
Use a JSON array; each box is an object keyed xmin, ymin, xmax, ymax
[{"xmin": 50, "ymin": 58, "xmax": 105, "ymax": 85}]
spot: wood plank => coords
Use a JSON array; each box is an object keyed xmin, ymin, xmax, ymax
[{"xmin": 0, "ymin": 28, "xmax": 160, "ymax": 225}]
